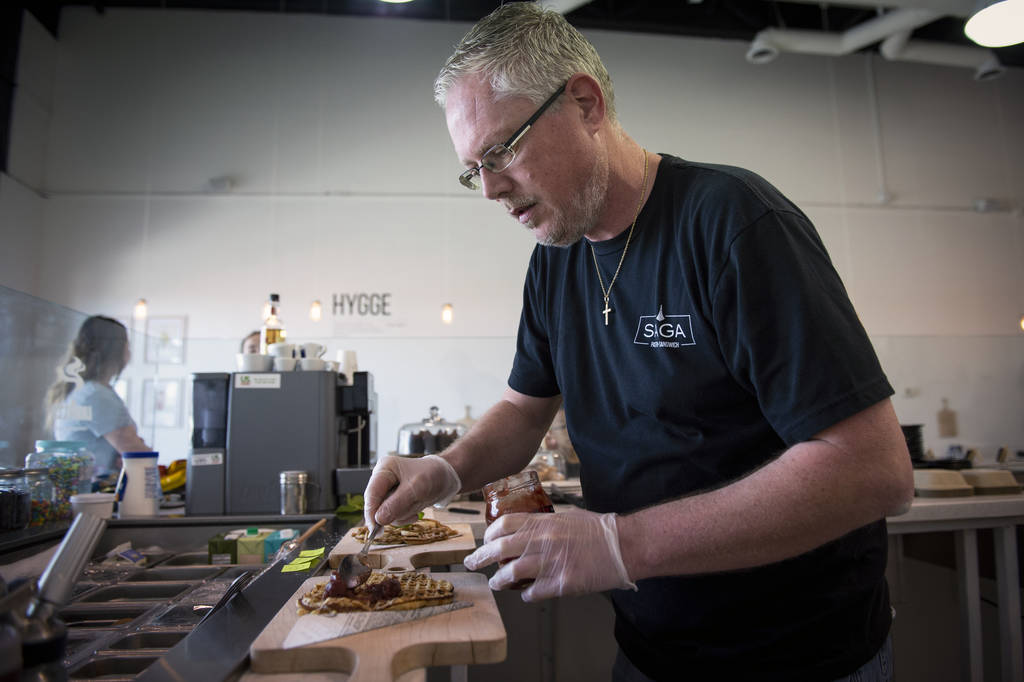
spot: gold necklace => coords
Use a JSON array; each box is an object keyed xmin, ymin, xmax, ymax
[{"xmin": 590, "ymin": 148, "xmax": 649, "ymax": 326}]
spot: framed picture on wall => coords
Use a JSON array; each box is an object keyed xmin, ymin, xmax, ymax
[
  {"xmin": 141, "ymin": 378, "xmax": 182, "ymax": 428},
  {"xmin": 144, "ymin": 316, "xmax": 187, "ymax": 365}
]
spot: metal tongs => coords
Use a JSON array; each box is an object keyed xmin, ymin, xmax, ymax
[{"xmin": 337, "ymin": 523, "xmax": 382, "ymax": 589}]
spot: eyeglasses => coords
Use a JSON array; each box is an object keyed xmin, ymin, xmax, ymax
[{"xmin": 459, "ymin": 82, "xmax": 568, "ymax": 190}]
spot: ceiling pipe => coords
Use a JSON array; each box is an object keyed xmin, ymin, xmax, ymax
[
  {"xmin": 540, "ymin": 0, "xmax": 592, "ymax": 15},
  {"xmin": 747, "ymin": 8, "xmax": 940, "ymax": 61},
  {"xmin": 746, "ymin": 7, "xmax": 1002, "ymax": 78},
  {"xmin": 880, "ymin": 30, "xmax": 1005, "ymax": 80}
]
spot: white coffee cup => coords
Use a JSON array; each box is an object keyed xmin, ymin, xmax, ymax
[
  {"xmin": 237, "ymin": 353, "xmax": 274, "ymax": 372},
  {"xmin": 300, "ymin": 342, "xmax": 326, "ymax": 359},
  {"xmin": 70, "ymin": 492, "xmax": 115, "ymax": 519},
  {"xmin": 300, "ymin": 357, "xmax": 326, "ymax": 371},
  {"xmin": 338, "ymin": 350, "xmax": 358, "ymax": 378},
  {"xmin": 267, "ymin": 342, "xmax": 296, "ymax": 358},
  {"xmin": 325, "ymin": 360, "xmax": 339, "ymax": 372},
  {"xmin": 273, "ymin": 356, "xmax": 297, "ymax": 372}
]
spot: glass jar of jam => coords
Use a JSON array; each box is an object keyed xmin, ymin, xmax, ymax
[{"xmin": 483, "ymin": 470, "xmax": 554, "ymax": 525}]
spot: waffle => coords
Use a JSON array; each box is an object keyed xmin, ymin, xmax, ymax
[
  {"xmin": 297, "ymin": 571, "xmax": 455, "ymax": 614},
  {"xmin": 352, "ymin": 518, "xmax": 460, "ymax": 546}
]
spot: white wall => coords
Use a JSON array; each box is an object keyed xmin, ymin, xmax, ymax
[{"xmin": 2, "ymin": 7, "xmax": 1022, "ymax": 465}]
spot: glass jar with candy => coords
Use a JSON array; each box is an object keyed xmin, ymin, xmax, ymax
[
  {"xmin": 24, "ymin": 467, "xmax": 57, "ymax": 526},
  {"xmin": 26, "ymin": 440, "xmax": 95, "ymax": 522}
]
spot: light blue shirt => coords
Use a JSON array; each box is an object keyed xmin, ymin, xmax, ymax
[{"xmin": 53, "ymin": 381, "xmax": 134, "ymax": 476}]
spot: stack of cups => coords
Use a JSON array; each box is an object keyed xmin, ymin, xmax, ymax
[
  {"xmin": 268, "ymin": 343, "xmax": 297, "ymax": 371},
  {"xmin": 337, "ymin": 350, "xmax": 358, "ymax": 383},
  {"xmin": 299, "ymin": 343, "xmax": 326, "ymax": 371}
]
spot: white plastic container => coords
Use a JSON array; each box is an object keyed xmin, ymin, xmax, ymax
[
  {"xmin": 116, "ymin": 451, "xmax": 160, "ymax": 517},
  {"xmin": 70, "ymin": 492, "xmax": 116, "ymax": 519}
]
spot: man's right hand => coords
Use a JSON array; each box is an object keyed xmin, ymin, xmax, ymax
[{"xmin": 363, "ymin": 454, "xmax": 462, "ymax": 528}]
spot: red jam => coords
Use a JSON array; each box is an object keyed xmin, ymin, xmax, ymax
[
  {"xmin": 482, "ymin": 470, "xmax": 554, "ymax": 589},
  {"xmin": 483, "ymin": 470, "xmax": 555, "ymax": 525}
]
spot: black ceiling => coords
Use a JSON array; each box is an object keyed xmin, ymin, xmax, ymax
[{"xmin": 17, "ymin": 0, "xmax": 1024, "ymax": 68}]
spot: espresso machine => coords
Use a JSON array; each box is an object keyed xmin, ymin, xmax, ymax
[{"xmin": 187, "ymin": 370, "xmax": 377, "ymax": 515}]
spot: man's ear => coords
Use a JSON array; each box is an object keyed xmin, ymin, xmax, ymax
[{"xmin": 565, "ymin": 73, "xmax": 606, "ymax": 132}]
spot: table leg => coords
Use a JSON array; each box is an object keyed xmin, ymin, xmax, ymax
[
  {"xmin": 955, "ymin": 529, "xmax": 983, "ymax": 682},
  {"xmin": 993, "ymin": 526, "xmax": 1023, "ymax": 682}
]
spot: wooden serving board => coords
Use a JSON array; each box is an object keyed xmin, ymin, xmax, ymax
[
  {"xmin": 327, "ymin": 523, "xmax": 476, "ymax": 571},
  {"xmin": 249, "ymin": 572, "xmax": 505, "ymax": 681}
]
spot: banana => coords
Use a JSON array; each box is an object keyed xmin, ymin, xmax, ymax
[{"xmin": 160, "ymin": 468, "xmax": 186, "ymax": 492}]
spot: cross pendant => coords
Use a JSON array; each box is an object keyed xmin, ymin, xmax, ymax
[{"xmin": 602, "ymin": 301, "xmax": 612, "ymax": 326}]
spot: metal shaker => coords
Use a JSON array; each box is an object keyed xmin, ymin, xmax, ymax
[{"xmin": 279, "ymin": 471, "xmax": 308, "ymax": 515}]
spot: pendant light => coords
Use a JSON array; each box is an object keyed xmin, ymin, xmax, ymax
[
  {"xmin": 310, "ymin": 300, "xmax": 323, "ymax": 322},
  {"xmin": 965, "ymin": 0, "xmax": 1024, "ymax": 47},
  {"xmin": 133, "ymin": 298, "xmax": 148, "ymax": 320}
]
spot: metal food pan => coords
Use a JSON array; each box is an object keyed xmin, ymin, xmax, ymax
[
  {"xmin": 124, "ymin": 566, "xmax": 224, "ymax": 582},
  {"xmin": 216, "ymin": 565, "xmax": 263, "ymax": 580},
  {"xmin": 65, "ymin": 629, "xmax": 118, "ymax": 660},
  {"xmin": 76, "ymin": 582, "xmax": 193, "ymax": 603},
  {"xmin": 71, "ymin": 583, "xmax": 100, "ymax": 599},
  {"xmin": 158, "ymin": 551, "xmax": 214, "ymax": 566},
  {"xmin": 103, "ymin": 630, "xmax": 188, "ymax": 651},
  {"xmin": 145, "ymin": 602, "xmax": 208, "ymax": 628},
  {"xmin": 68, "ymin": 653, "xmax": 159, "ymax": 680},
  {"xmin": 60, "ymin": 604, "xmax": 156, "ymax": 630}
]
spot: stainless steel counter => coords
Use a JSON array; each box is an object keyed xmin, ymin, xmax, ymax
[
  {"xmin": 130, "ymin": 515, "xmax": 346, "ymax": 682},
  {"xmin": 1, "ymin": 514, "xmax": 350, "ymax": 681},
  {"xmin": 5, "ymin": 493, "xmax": 1021, "ymax": 682}
]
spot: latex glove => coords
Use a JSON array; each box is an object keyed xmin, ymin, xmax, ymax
[
  {"xmin": 463, "ymin": 510, "xmax": 638, "ymax": 602},
  {"xmin": 363, "ymin": 454, "xmax": 461, "ymax": 527}
]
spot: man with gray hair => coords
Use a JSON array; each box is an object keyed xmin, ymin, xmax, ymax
[{"xmin": 364, "ymin": 3, "xmax": 913, "ymax": 680}]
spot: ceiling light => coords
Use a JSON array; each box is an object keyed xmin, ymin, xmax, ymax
[
  {"xmin": 310, "ymin": 300, "xmax": 323, "ymax": 322},
  {"xmin": 965, "ymin": 0, "xmax": 1024, "ymax": 47},
  {"xmin": 379, "ymin": 0, "xmax": 414, "ymax": 3},
  {"xmin": 133, "ymin": 298, "xmax": 148, "ymax": 320},
  {"xmin": 441, "ymin": 303, "xmax": 454, "ymax": 324}
]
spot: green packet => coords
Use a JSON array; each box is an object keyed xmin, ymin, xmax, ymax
[
  {"xmin": 334, "ymin": 493, "xmax": 364, "ymax": 515},
  {"xmin": 334, "ymin": 494, "xmax": 426, "ymax": 526}
]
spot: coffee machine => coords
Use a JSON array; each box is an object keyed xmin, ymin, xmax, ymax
[{"xmin": 187, "ymin": 370, "xmax": 377, "ymax": 515}]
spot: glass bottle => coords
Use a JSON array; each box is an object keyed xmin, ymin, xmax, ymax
[
  {"xmin": 26, "ymin": 441, "xmax": 95, "ymax": 523},
  {"xmin": 0, "ymin": 468, "xmax": 31, "ymax": 531},
  {"xmin": 259, "ymin": 293, "xmax": 286, "ymax": 354},
  {"xmin": 24, "ymin": 468, "xmax": 56, "ymax": 527}
]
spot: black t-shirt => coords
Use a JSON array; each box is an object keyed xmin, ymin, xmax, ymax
[{"xmin": 509, "ymin": 155, "xmax": 894, "ymax": 680}]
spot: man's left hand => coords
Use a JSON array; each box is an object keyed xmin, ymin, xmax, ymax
[{"xmin": 463, "ymin": 510, "xmax": 638, "ymax": 601}]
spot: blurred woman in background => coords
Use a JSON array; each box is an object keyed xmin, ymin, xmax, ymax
[{"xmin": 45, "ymin": 315, "xmax": 150, "ymax": 479}]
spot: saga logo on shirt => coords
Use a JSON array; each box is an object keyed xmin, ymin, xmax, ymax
[{"xmin": 634, "ymin": 306, "xmax": 695, "ymax": 348}]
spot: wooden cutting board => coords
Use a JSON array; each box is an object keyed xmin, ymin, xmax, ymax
[
  {"xmin": 249, "ymin": 572, "xmax": 505, "ymax": 681},
  {"xmin": 327, "ymin": 523, "xmax": 476, "ymax": 571}
]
